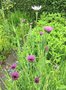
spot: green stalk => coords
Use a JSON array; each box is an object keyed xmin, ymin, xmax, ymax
[
  {"xmin": 0, "ymin": 78, "xmax": 8, "ymax": 90},
  {"xmin": 36, "ymin": 12, "xmax": 38, "ymax": 23},
  {"xmin": 30, "ymin": 24, "xmax": 32, "ymax": 33},
  {"xmin": 13, "ymin": 81, "xmax": 18, "ymax": 90},
  {"xmin": 13, "ymin": 26, "xmax": 21, "ymax": 56}
]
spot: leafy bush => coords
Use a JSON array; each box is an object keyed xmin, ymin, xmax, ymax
[
  {"xmin": 38, "ymin": 13, "xmax": 66, "ymax": 63},
  {"xmin": 0, "ymin": 21, "xmax": 12, "ymax": 61},
  {"xmin": 14, "ymin": 0, "xmax": 66, "ymax": 12},
  {"xmin": 2, "ymin": 0, "xmax": 14, "ymax": 10}
]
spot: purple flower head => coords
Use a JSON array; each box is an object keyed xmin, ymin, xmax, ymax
[
  {"xmin": 10, "ymin": 63, "xmax": 16, "ymax": 69},
  {"xmin": 34, "ymin": 77, "xmax": 39, "ymax": 83},
  {"xmin": 11, "ymin": 71, "xmax": 19, "ymax": 80},
  {"xmin": 44, "ymin": 26, "xmax": 53, "ymax": 32},
  {"xmin": 27, "ymin": 55, "xmax": 35, "ymax": 62},
  {"xmin": 40, "ymin": 31, "xmax": 44, "ymax": 35}
]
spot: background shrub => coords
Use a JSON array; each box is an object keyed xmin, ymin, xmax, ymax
[
  {"xmin": 13, "ymin": 0, "xmax": 66, "ymax": 20},
  {"xmin": 14, "ymin": 0, "xmax": 66, "ymax": 12},
  {"xmin": 38, "ymin": 13, "xmax": 66, "ymax": 63}
]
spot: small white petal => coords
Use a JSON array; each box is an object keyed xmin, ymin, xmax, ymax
[{"xmin": 31, "ymin": 5, "xmax": 42, "ymax": 11}]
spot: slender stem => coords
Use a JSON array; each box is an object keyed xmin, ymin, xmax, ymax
[
  {"xmin": 36, "ymin": 12, "xmax": 38, "ymax": 22},
  {"xmin": 0, "ymin": 78, "xmax": 8, "ymax": 90},
  {"xmin": 30, "ymin": 24, "xmax": 32, "ymax": 33},
  {"xmin": 13, "ymin": 26, "xmax": 21, "ymax": 56},
  {"xmin": 13, "ymin": 81, "xmax": 18, "ymax": 90}
]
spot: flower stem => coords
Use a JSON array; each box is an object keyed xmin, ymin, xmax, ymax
[
  {"xmin": 36, "ymin": 12, "xmax": 38, "ymax": 23},
  {"xmin": 0, "ymin": 78, "xmax": 8, "ymax": 90},
  {"xmin": 13, "ymin": 26, "xmax": 21, "ymax": 56}
]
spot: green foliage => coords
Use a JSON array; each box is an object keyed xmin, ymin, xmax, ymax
[
  {"xmin": 38, "ymin": 13, "xmax": 66, "ymax": 63},
  {"xmin": 0, "ymin": 11, "xmax": 30, "ymax": 61},
  {"xmin": 0, "ymin": 0, "xmax": 16, "ymax": 18},
  {"xmin": 8, "ymin": 11, "xmax": 30, "ymax": 26},
  {"xmin": 14, "ymin": 0, "xmax": 66, "ymax": 19},
  {"xmin": 1, "ymin": 13, "xmax": 66, "ymax": 90},
  {"xmin": 0, "ymin": 22, "xmax": 11, "ymax": 61},
  {"xmin": 14, "ymin": 0, "xmax": 66, "ymax": 12},
  {"xmin": 0, "ymin": 8, "xmax": 5, "ymax": 20},
  {"xmin": 2, "ymin": 0, "xmax": 14, "ymax": 10},
  {"xmin": 15, "ymin": 13, "xmax": 66, "ymax": 90},
  {"xmin": 18, "ymin": 13, "xmax": 66, "ymax": 64}
]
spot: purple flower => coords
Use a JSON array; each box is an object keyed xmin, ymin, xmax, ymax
[
  {"xmin": 27, "ymin": 55, "xmax": 35, "ymax": 62},
  {"xmin": 44, "ymin": 26, "xmax": 53, "ymax": 32},
  {"xmin": 40, "ymin": 31, "xmax": 44, "ymax": 35},
  {"xmin": 11, "ymin": 71, "xmax": 19, "ymax": 80},
  {"xmin": 10, "ymin": 63, "xmax": 16, "ymax": 69},
  {"xmin": 34, "ymin": 77, "xmax": 39, "ymax": 83}
]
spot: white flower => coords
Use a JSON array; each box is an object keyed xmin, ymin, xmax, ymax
[{"xmin": 31, "ymin": 5, "xmax": 42, "ymax": 11}]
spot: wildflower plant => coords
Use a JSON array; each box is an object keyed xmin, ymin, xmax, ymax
[
  {"xmin": 0, "ymin": 64, "xmax": 19, "ymax": 90},
  {"xmin": 15, "ymin": 13, "xmax": 66, "ymax": 90},
  {"xmin": 15, "ymin": 22, "xmax": 53, "ymax": 90},
  {"xmin": 31, "ymin": 5, "xmax": 42, "ymax": 22}
]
